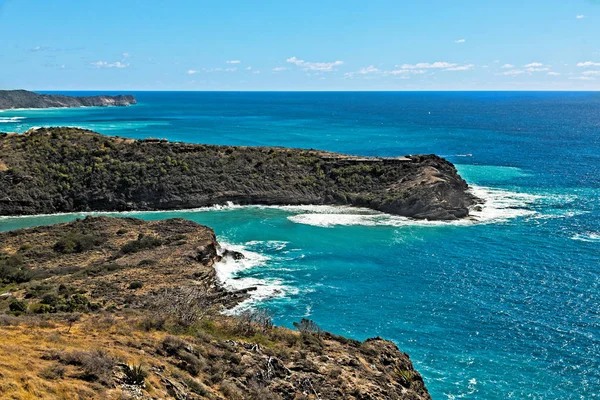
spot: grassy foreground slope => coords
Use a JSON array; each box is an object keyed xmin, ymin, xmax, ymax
[
  {"xmin": 0, "ymin": 216, "xmax": 431, "ymax": 400},
  {"xmin": 0, "ymin": 127, "xmax": 476, "ymax": 220}
]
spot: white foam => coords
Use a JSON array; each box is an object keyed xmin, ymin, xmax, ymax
[
  {"xmin": 215, "ymin": 241, "xmax": 298, "ymax": 313},
  {"xmin": 571, "ymin": 233, "xmax": 600, "ymax": 243},
  {"xmin": 285, "ymin": 185, "xmax": 541, "ymax": 228},
  {"xmin": 0, "ymin": 117, "xmax": 26, "ymax": 123}
]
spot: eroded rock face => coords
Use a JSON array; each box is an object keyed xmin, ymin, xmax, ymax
[
  {"xmin": 0, "ymin": 90, "xmax": 136, "ymax": 109},
  {"xmin": 0, "ymin": 127, "xmax": 479, "ymax": 220}
]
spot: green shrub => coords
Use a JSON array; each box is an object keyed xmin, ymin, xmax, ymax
[
  {"xmin": 0, "ymin": 254, "xmax": 31, "ymax": 284},
  {"xmin": 54, "ymin": 231, "xmax": 104, "ymax": 254},
  {"xmin": 120, "ymin": 235, "xmax": 163, "ymax": 254},
  {"xmin": 30, "ymin": 303, "xmax": 53, "ymax": 314},
  {"xmin": 9, "ymin": 299, "xmax": 27, "ymax": 313},
  {"xmin": 123, "ymin": 363, "xmax": 147, "ymax": 386}
]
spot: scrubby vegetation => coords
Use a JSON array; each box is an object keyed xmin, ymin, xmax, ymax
[
  {"xmin": 0, "ymin": 127, "xmax": 474, "ymax": 220},
  {"xmin": 0, "ymin": 216, "xmax": 431, "ymax": 399}
]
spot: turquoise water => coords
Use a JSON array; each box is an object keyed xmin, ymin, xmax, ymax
[{"xmin": 1, "ymin": 92, "xmax": 599, "ymax": 399}]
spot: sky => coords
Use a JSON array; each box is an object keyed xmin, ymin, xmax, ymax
[{"xmin": 1, "ymin": 0, "xmax": 599, "ymax": 91}]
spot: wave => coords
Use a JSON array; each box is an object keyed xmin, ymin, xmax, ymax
[
  {"xmin": 0, "ymin": 117, "xmax": 26, "ymax": 123},
  {"xmin": 571, "ymin": 233, "xmax": 600, "ymax": 243},
  {"xmin": 286, "ymin": 185, "xmax": 540, "ymax": 228},
  {"xmin": 215, "ymin": 241, "xmax": 298, "ymax": 313}
]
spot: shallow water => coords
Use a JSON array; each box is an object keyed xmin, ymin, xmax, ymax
[{"xmin": 1, "ymin": 92, "xmax": 599, "ymax": 399}]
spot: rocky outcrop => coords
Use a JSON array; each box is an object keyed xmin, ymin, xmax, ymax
[
  {"xmin": 0, "ymin": 127, "xmax": 478, "ymax": 220},
  {"xmin": 0, "ymin": 216, "xmax": 432, "ymax": 399},
  {"xmin": 0, "ymin": 90, "xmax": 136, "ymax": 109}
]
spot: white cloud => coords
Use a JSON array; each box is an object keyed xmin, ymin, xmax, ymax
[
  {"xmin": 570, "ymin": 76, "xmax": 595, "ymax": 80},
  {"xmin": 400, "ymin": 62, "xmax": 457, "ymax": 69},
  {"xmin": 524, "ymin": 62, "xmax": 544, "ymax": 68},
  {"xmin": 501, "ymin": 64, "xmax": 514, "ymax": 69},
  {"xmin": 576, "ymin": 14, "xmax": 585, "ymax": 19},
  {"xmin": 186, "ymin": 69, "xmax": 197, "ymax": 75},
  {"xmin": 547, "ymin": 72, "xmax": 561, "ymax": 76},
  {"xmin": 359, "ymin": 65, "xmax": 379, "ymax": 74},
  {"xmin": 499, "ymin": 70, "xmax": 525, "ymax": 76},
  {"xmin": 91, "ymin": 61, "xmax": 129, "ymax": 69},
  {"xmin": 455, "ymin": 39, "xmax": 466, "ymax": 44},
  {"xmin": 582, "ymin": 70, "xmax": 600, "ymax": 76},
  {"xmin": 286, "ymin": 56, "xmax": 344, "ymax": 71},
  {"xmin": 577, "ymin": 61, "xmax": 600, "ymax": 67},
  {"xmin": 123, "ymin": 53, "xmax": 131, "ymax": 58},
  {"xmin": 253, "ymin": 70, "xmax": 261, "ymax": 74},
  {"xmin": 526, "ymin": 67, "xmax": 550, "ymax": 72},
  {"xmin": 272, "ymin": 67, "xmax": 288, "ymax": 72},
  {"xmin": 246, "ymin": 66, "xmax": 252, "ymax": 70},
  {"xmin": 445, "ymin": 64, "xmax": 474, "ymax": 71},
  {"xmin": 226, "ymin": 60, "xmax": 241, "ymax": 64},
  {"xmin": 378, "ymin": 69, "xmax": 425, "ymax": 76}
]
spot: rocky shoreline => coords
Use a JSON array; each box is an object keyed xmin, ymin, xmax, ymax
[
  {"xmin": 0, "ymin": 90, "xmax": 136, "ymax": 110},
  {"xmin": 0, "ymin": 216, "xmax": 432, "ymax": 399},
  {"xmin": 0, "ymin": 127, "xmax": 479, "ymax": 220}
]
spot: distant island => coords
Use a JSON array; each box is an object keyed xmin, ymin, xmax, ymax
[
  {"xmin": 0, "ymin": 127, "xmax": 478, "ymax": 220},
  {"xmin": 0, "ymin": 89, "xmax": 136, "ymax": 110}
]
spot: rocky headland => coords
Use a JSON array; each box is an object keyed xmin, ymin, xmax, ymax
[
  {"xmin": 0, "ymin": 127, "xmax": 478, "ymax": 220},
  {"xmin": 0, "ymin": 216, "xmax": 431, "ymax": 399},
  {"xmin": 0, "ymin": 90, "xmax": 136, "ymax": 110}
]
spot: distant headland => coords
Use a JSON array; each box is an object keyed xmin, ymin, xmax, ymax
[{"xmin": 0, "ymin": 90, "xmax": 136, "ymax": 110}]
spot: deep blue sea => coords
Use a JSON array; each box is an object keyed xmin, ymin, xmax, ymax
[{"xmin": 1, "ymin": 92, "xmax": 599, "ymax": 399}]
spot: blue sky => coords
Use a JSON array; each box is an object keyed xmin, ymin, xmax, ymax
[{"xmin": 1, "ymin": 0, "xmax": 599, "ymax": 90}]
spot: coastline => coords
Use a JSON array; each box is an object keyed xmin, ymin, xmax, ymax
[{"xmin": 0, "ymin": 127, "xmax": 478, "ymax": 220}]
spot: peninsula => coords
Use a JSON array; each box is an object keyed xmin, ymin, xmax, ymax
[
  {"xmin": 0, "ymin": 216, "xmax": 431, "ymax": 399},
  {"xmin": 0, "ymin": 127, "xmax": 478, "ymax": 220},
  {"xmin": 0, "ymin": 90, "xmax": 136, "ymax": 110}
]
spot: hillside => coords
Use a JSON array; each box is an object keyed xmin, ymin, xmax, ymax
[
  {"xmin": 0, "ymin": 127, "xmax": 477, "ymax": 220},
  {"xmin": 0, "ymin": 90, "xmax": 136, "ymax": 110},
  {"xmin": 0, "ymin": 216, "xmax": 431, "ymax": 400}
]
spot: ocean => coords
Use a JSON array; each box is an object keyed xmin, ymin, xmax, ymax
[{"xmin": 1, "ymin": 91, "xmax": 599, "ymax": 399}]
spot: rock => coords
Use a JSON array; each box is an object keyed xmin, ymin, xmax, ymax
[
  {"xmin": 0, "ymin": 128, "xmax": 480, "ymax": 220},
  {"xmin": 222, "ymin": 249, "xmax": 245, "ymax": 260}
]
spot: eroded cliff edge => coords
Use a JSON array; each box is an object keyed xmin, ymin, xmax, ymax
[
  {"xmin": 0, "ymin": 127, "xmax": 478, "ymax": 219},
  {"xmin": 0, "ymin": 216, "xmax": 431, "ymax": 399},
  {"xmin": 0, "ymin": 90, "xmax": 136, "ymax": 110}
]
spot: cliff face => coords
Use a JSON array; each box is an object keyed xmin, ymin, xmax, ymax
[
  {"xmin": 0, "ymin": 90, "xmax": 136, "ymax": 109},
  {"xmin": 0, "ymin": 216, "xmax": 431, "ymax": 400},
  {"xmin": 0, "ymin": 127, "xmax": 478, "ymax": 220}
]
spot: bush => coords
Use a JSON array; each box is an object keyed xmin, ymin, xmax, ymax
[
  {"xmin": 30, "ymin": 303, "xmax": 52, "ymax": 314},
  {"xmin": 39, "ymin": 364, "xmax": 65, "ymax": 380},
  {"xmin": 123, "ymin": 363, "xmax": 147, "ymax": 386},
  {"xmin": 9, "ymin": 299, "xmax": 27, "ymax": 313},
  {"xmin": 0, "ymin": 254, "xmax": 31, "ymax": 284},
  {"xmin": 293, "ymin": 318, "xmax": 323, "ymax": 337},
  {"xmin": 60, "ymin": 349, "xmax": 116, "ymax": 385},
  {"xmin": 128, "ymin": 281, "xmax": 143, "ymax": 290},
  {"xmin": 120, "ymin": 235, "xmax": 163, "ymax": 254},
  {"xmin": 54, "ymin": 231, "xmax": 104, "ymax": 254}
]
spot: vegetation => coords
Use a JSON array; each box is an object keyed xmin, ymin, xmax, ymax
[
  {"xmin": 0, "ymin": 127, "xmax": 474, "ymax": 220},
  {"xmin": 0, "ymin": 216, "xmax": 431, "ymax": 399}
]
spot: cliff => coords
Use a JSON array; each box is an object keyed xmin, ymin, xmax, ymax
[
  {"xmin": 0, "ymin": 127, "xmax": 477, "ymax": 220},
  {"xmin": 0, "ymin": 90, "xmax": 136, "ymax": 110},
  {"xmin": 0, "ymin": 216, "xmax": 431, "ymax": 400}
]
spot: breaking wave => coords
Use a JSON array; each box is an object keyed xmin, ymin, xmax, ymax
[
  {"xmin": 286, "ymin": 185, "xmax": 540, "ymax": 228},
  {"xmin": 215, "ymin": 241, "xmax": 298, "ymax": 313},
  {"xmin": 0, "ymin": 117, "xmax": 26, "ymax": 123}
]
